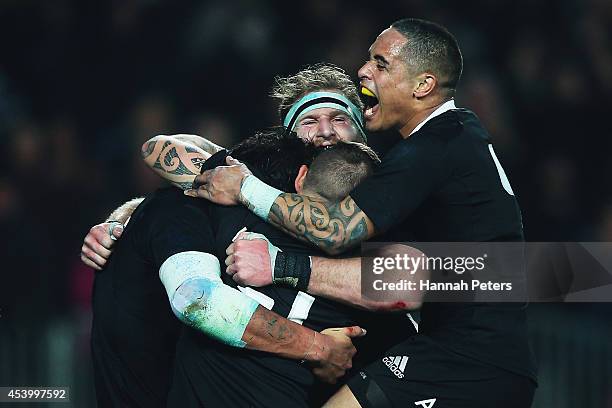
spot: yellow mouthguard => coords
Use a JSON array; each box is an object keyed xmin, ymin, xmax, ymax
[{"xmin": 361, "ymin": 87, "xmax": 375, "ymax": 97}]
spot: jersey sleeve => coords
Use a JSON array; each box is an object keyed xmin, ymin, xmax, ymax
[
  {"xmin": 350, "ymin": 134, "xmax": 447, "ymax": 233},
  {"xmin": 146, "ymin": 195, "xmax": 216, "ymax": 269}
]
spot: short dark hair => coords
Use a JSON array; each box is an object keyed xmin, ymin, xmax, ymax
[
  {"xmin": 229, "ymin": 127, "xmax": 317, "ymax": 193},
  {"xmin": 303, "ymin": 142, "xmax": 381, "ymax": 201},
  {"xmin": 391, "ymin": 18, "xmax": 463, "ymax": 94},
  {"xmin": 271, "ymin": 63, "xmax": 364, "ymax": 124}
]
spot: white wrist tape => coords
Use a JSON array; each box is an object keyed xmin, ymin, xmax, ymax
[{"xmin": 240, "ymin": 175, "xmax": 283, "ymax": 220}]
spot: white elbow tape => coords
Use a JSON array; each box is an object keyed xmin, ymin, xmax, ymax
[
  {"xmin": 159, "ymin": 251, "xmax": 258, "ymax": 348},
  {"xmin": 173, "ymin": 279, "xmax": 258, "ymax": 348},
  {"xmin": 159, "ymin": 251, "xmax": 221, "ymax": 299},
  {"xmin": 239, "ymin": 175, "xmax": 283, "ymax": 220}
]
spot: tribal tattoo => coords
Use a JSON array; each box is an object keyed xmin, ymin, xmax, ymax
[
  {"xmin": 268, "ymin": 194, "xmax": 374, "ymax": 255},
  {"xmin": 141, "ymin": 139, "xmax": 210, "ymax": 190}
]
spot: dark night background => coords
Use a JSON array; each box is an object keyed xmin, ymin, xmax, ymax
[{"xmin": 0, "ymin": 0, "xmax": 611, "ymax": 406}]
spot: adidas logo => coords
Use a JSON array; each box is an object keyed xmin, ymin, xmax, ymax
[{"xmin": 382, "ymin": 355, "xmax": 408, "ymax": 378}]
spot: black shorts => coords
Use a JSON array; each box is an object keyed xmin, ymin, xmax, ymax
[
  {"xmin": 168, "ymin": 328, "xmax": 322, "ymax": 408},
  {"xmin": 346, "ymin": 335, "xmax": 536, "ymax": 408}
]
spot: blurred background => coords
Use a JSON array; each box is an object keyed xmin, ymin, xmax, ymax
[{"xmin": 0, "ymin": 0, "xmax": 611, "ymax": 406}]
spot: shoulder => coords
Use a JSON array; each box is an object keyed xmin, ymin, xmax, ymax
[
  {"xmin": 133, "ymin": 188, "xmax": 211, "ymax": 228},
  {"xmin": 379, "ymin": 109, "xmax": 491, "ymax": 174},
  {"xmin": 422, "ymin": 109, "xmax": 490, "ymax": 145},
  {"xmin": 410, "ymin": 109, "xmax": 492, "ymax": 157}
]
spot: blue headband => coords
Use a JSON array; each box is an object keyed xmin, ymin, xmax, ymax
[{"xmin": 283, "ymin": 91, "xmax": 367, "ymax": 142}]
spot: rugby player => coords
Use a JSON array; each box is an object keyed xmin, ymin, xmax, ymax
[
  {"xmin": 81, "ymin": 63, "xmax": 368, "ymax": 270},
  {"xmin": 82, "ymin": 63, "xmax": 417, "ymax": 406},
  {"xmin": 167, "ymin": 139, "xmax": 417, "ymax": 408},
  {"xmin": 189, "ymin": 18, "xmax": 538, "ymax": 408},
  {"xmin": 89, "ymin": 130, "xmax": 366, "ymax": 408}
]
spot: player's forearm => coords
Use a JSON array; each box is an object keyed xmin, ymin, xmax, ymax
[
  {"xmin": 308, "ymin": 256, "xmax": 380, "ymax": 310},
  {"xmin": 141, "ymin": 136, "xmax": 211, "ymax": 190},
  {"xmin": 172, "ymin": 278, "xmax": 325, "ymax": 362},
  {"xmin": 237, "ymin": 176, "xmax": 374, "ymax": 255},
  {"xmin": 309, "ymin": 257, "xmax": 421, "ymax": 311},
  {"xmin": 264, "ymin": 193, "xmax": 374, "ymax": 255},
  {"xmin": 243, "ymin": 305, "xmax": 328, "ymax": 362},
  {"xmin": 172, "ymin": 134, "xmax": 224, "ymax": 155},
  {"xmin": 105, "ymin": 197, "xmax": 144, "ymax": 223}
]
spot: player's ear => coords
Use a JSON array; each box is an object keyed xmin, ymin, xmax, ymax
[
  {"xmin": 413, "ymin": 73, "xmax": 437, "ymax": 98},
  {"xmin": 295, "ymin": 165, "xmax": 309, "ymax": 194}
]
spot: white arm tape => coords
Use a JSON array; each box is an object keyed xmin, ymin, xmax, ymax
[
  {"xmin": 159, "ymin": 251, "xmax": 258, "ymax": 348},
  {"xmin": 240, "ymin": 175, "xmax": 283, "ymax": 220},
  {"xmin": 159, "ymin": 251, "xmax": 221, "ymax": 299}
]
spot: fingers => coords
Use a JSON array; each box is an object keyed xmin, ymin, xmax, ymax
[
  {"xmin": 80, "ymin": 253, "xmax": 102, "ymax": 271},
  {"xmin": 89, "ymin": 224, "xmax": 116, "ymax": 250},
  {"xmin": 84, "ymin": 234, "xmax": 112, "ymax": 258},
  {"xmin": 232, "ymin": 271, "xmax": 247, "ymax": 285},
  {"xmin": 192, "ymin": 172, "xmax": 209, "ymax": 189},
  {"xmin": 109, "ymin": 223, "xmax": 124, "ymax": 241},
  {"xmin": 343, "ymin": 326, "xmax": 367, "ymax": 338},
  {"xmin": 225, "ymin": 242, "xmax": 238, "ymax": 276},
  {"xmin": 325, "ymin": 326, "xmax": 367, "ymax": 338},
  {"xmin": 226, "ymin": 155, "xmax": 241, "ymax": 165},
  {"xmin": 184, "ymin": 187, "xmax": 212, "ymax": 200},
  {"xmin": 81, "ymin": 243, "xmax": 108, "ymax": 269},
  {"xmin": 80, "ymin": 222, "xmax": 123, "ymax": 270},
  {"xmin": 226, "ymin": 263, "xmax": 238, "ymax": 276}
]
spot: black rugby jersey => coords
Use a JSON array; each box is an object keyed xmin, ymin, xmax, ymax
[
  {"xmin": 169, "ymin": 151, "xmax": 414, "ymax": 407},
  {"xmin": 91, "ymin": 187, "xmax": 215, "ymax": 407},
  {"xmin": 201, "ymin": 150, "xmax": 414, "ymax": 338},
  {"xmin": 351, "ymin": 108, "xmax": 537, "ymax": 380}
]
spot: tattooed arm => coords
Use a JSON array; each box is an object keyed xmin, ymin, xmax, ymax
[
  {"xmin": 268, "ymin": 194, "xmax": 375, "ymax": 255},
  {"xmin": 244, "ymin": 306, "xmax": 364, "ymax": 383},
  {"xmin": 168, "ymin": 134, "xmax": 224, "ymax": 155},
  {"xmin": 188, "ymin": 161, "xmax": 376, "ymax": 255},
  {"xmin": 161, "ymin": 249, "xmax": 363, "ymax": 383},
  {"xmin": 141, "ymin": 135, "xmax": 221, "ymax": 189}
]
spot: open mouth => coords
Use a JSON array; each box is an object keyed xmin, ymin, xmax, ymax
[{"xmin": 360, "ymin": 86, "xmax": 379, "ymax": 119}]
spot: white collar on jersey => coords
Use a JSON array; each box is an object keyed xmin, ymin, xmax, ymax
[{"xmin": 409, "ymin": 99, "xmax": 457, "ymax": 136}]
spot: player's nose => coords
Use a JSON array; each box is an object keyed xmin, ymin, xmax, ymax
[
  {"xmin": 316, "ymin": 118, "xmax": 335, "ymax": 138},
  {"xmin": 358, "ymin": 61, "xmax": 372, "ymax": 81}
]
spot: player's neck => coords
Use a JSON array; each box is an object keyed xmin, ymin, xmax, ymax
[{"xmin": 398, "ymin": 98, "xmax": 451, "ymax": 139}]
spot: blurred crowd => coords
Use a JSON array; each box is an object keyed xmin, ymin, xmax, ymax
[{"xmin": 1, "ymin": 0, "xmax": 611, "ymax": 322}]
